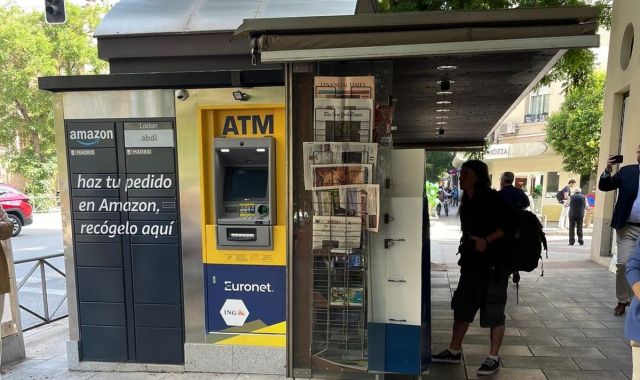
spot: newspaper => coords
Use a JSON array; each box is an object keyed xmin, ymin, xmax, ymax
[
  {"xmin": 303, "ymin": 142, "xmax": 377, "ymax": 190},
  {"xmin": 311, "ymin": 164, "xmax": 372, "ymax": 189},
  {"xmin": 314, "ymin": 76, "xmax": 375, "ymax": 143},
  {"xmin": 314, "ymin": 76, "xmax": 375, "ymax": 100},
  {"xmin": 312, "ymin": 185, "xmax": 379, "ymax": 232},
  {"xmin": 312, "ymin": 215, "xmax": 362, "ymax": 249}
]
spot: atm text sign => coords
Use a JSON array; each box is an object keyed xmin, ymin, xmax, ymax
[{"xmin": 222, "ymin": 114, "xmax": 273, "ymax": 136}]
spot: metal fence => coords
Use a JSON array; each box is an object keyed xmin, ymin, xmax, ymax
[{"xmin": 14, "ymin": 253, "xmax": 67, "ymax": 331}]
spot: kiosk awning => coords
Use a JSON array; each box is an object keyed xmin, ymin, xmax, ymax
[{"xmin": 235, "ymin": 7, "xmax": 600, "ymax": 149}]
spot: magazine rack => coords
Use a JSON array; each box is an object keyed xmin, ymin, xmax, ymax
[{"xmin": 310, "ymin": 189, "xmax": 369, "ymax": 368}]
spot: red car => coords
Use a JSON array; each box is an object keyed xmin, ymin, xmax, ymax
[{"xmin": 0, "ymin": 184, "xmax": 33, "ymax": 236}]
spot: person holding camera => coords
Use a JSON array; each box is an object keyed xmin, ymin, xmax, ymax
[
  {"xmin": 599, "ymin": 146, "xmax": 640, "ymax": 316},
  {"xmin": 432, "ymin": 160, "xmax": 514, "ymax": 376}
]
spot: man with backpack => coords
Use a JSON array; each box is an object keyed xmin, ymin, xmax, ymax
[
  {"xmin": 557, "ymin": 179, "xmax": 576, "ymax": 229},
  {"xmin": 498, "ymin": 171, "xmax": 530, "ymax": 211}
]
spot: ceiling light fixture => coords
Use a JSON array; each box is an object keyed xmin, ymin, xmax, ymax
[
  {"xmin": 436, "ymin": 100, "xmax": 451, "ymax": 105},
  {"xmin": 437, "ymin": 91, "xmax": 453, "ymax": 95},
  {"xmin": 436, "ymin": 127, "xmax": 446, "ymax": 136},
  {"xmin": 436, "ymin": 109, "xmax": 450, "ymax": 113},
  {"xmin": 437, "ymin": 65, "xmax": 457, "ymax": 71},
  {"xmin": 436, "ymin": 121, "xmax": 447, "ymax": 125},
  {"xmin": 436, "ymin": 115, "xmax": 449, "ymax": 120}
]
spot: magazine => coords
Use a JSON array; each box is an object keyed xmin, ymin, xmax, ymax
[
  {"xmin": 311, "ymin": 164, "xmax": 372, "ymax": 189},
  {"xmin": 312, "ymin": 185, "xmax": 380, "ymax": 232},
  {"xmin": 303, "ymin": 142, "xmax": 378, "ymax": 190}
]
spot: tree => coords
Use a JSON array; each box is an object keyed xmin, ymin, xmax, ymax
[
  {"xmin": 425, "ymin": 151, "xmax": 455, "ymax": 182},
  {"xmin": 545, "ymin": 71, "xmax": 604, "ymax": 176},
  {"xmin": 378, "ymin": 0, "xmax": 611, "ymax": 89},
  {"xmin": 0, "ymin": 3, "xmax": 107, "ymax": 204}
]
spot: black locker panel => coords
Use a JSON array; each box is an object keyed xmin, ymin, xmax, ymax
[
  {"xmin": 66, "ymin": 119, "xmax": 183, "ymax": 364},
  {"xmin": 131, "ymin": 244, "xmax": 181, "ymax": 304},
  {"xmin": 135, "ymin": 327, "xmax": 183, "ymax": 364},
  {"xmin": 80, "ymin": 326, "xmax": 128, "ymax": 362},
  {"xmin": 79, "ymin": 302, "xmax": 126, "ymax": 326}
]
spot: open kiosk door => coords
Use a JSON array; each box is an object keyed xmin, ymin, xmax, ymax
[{"xmin": 369, "ymin": 149, "xmax": 429, "ymax": 375}]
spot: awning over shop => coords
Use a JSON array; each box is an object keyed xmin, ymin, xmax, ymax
[{"xmin": 235, "ymin": 7, "xmax": 599, "ymax": 149}]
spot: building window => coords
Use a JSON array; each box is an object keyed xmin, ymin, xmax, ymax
[
  {"xmin": 525, "ymin": 86, "xmax": 550, "ymax": 123},
  {"xmin": 545, "ymin": 171, "xmax": 559, "ymax": 197}
]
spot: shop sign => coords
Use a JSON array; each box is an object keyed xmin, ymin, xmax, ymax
[
  {"xmin": 220, "ymin": 299, "xmax": 250, "ymax": 327},
  {"xmin": 485, "ymin": 144, "xmax": 511, "ymax": 159},
  {"xmin": 222, "ymin": 114, "xmax": 274, "ymax": 135}
]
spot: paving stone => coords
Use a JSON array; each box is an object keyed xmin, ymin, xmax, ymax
[
  {"xmin": 463, "ymin": 335, "xmax": 560, "ymax": 346},
  {"xmin": 573, "ymin": 356, "xmax": 633, "ymax": 371},
  {"xmin": 556, "ymin": 336, "xmax": 629, "ymax": 348},
  {"xmin": 529, "ymin": 346, "xmax": 606, "ymax": 359},
  {"xmin": 518, "ymin": 328, "xmax": 585, "ymax": 337},
  {"xmin": 598, "ymin": 344, "xmax": 632, "ymax": 359},
  {"xmin": 543, "ymin": 369, "xmax": 629, "ymax": 379},
  {"xmin": 465, "ymin": 354, "xmax": 579, "ymax": 370},
  {"xmin": 422, "ymin": 362, "xmax": 467, "ymax": 379},
  {"xmin": 579, "ymin": 328, "xmax": 625, "ymax": 338},
  {"xmin": 506, "ymin": 319, "xmax": 546, "ymax": 328},
  {"xmin": 462, "ymin": 344, "xmax": 532, "ymax": 357},
  {"xmin": 464, "ymin": 366, "xmax": 547, "ymax": 380},
  {"xmin": 465, "ymin": 327, "xmax": 520, "ymax": 337}
]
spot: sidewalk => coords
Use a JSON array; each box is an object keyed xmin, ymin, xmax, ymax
[{"xmin": 0, "ymin": 217, "xmax": 629, "ymax": 379}]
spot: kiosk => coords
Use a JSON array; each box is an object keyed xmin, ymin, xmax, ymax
[{"xmin": 39, "ymin": 0, "xmax": 599, "ymax": 378}]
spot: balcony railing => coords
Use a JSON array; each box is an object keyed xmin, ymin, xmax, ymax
[{"xmin": 524, "ymin": 113, "xmax": 549, "ymax": 123}]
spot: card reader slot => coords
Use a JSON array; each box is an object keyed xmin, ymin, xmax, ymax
[{"xmin": 226, "ymin": 228, "xmax": 257, "ymax": 241}]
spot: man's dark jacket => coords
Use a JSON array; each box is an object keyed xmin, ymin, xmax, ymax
[
  {"xmin": 598, "ymin": 164, "xmax": 640, "ymax": 229},
  {"xmin": 498, "ymin": 185, "xmax": 530, "ymax": 211},
  {"xmin": 568, "ymin": 193, "xmax": 586, "ymax": 219}
]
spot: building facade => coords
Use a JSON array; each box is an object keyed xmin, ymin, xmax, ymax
[{"xmin": 591, "ymin": 0, "xmax": 639, "ymax": 266}]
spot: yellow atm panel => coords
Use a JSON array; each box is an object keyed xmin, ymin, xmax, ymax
[{"xmin": 199, "ymin": 103, "xmax": 286, "ymax": 347}]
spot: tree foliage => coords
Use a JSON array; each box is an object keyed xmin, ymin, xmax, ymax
[
  {"xmin": 378, "ymin": 0, "xmax": 611, "ymax": 88},
  {"xmin": 545, "ymin": 71, "xmax": 604, "ymax": 176},
  {"xmin": 0, "ymin": 3, "xmax": 107, "ymax": 198},
  {"xmin": 425, "ymin": 151, "xmax": 455, "ymax": 182}
]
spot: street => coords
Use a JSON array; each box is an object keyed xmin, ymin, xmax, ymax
[{"xmin": 10, "ymin": 212, "xmax": 65, "ymax": 330}]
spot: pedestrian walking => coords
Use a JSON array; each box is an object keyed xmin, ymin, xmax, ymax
[
  {"xmin": 568, "ymin": 188, "xmax": 589, "ymax": 246},
  {"xmin": 625, "ymin": 239, "xmax": 640, "ymax": 380},
  {"xmin": 557, "ymin": 179, "xmax": 576, "ymax": 229},
  {"xmin": 431, "ymin": 160, "xmax": 514, "ymax": 376},
  {"xmin": 599, "ymin": 145, "xmax": 640, "ymax": 316},
  {"xmin": 498, "ymin": 171, "xmax": 530, "ymax": 211}
]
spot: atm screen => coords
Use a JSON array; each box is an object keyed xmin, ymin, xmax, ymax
[{"xmin": 224, "ymin": 167, "xmax": 268, "ymax": 201}]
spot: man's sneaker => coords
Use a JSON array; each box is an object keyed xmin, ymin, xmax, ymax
[
  {"xmin": 431, "ymin": 349, "xmax": 461, "ymax": 363},
  {"xmin": 477, "ymin": 357, "xmax": 501, "ymax": 375}
]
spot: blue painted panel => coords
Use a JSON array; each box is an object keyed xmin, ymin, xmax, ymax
[
  {"xmin": 205, "ymin": 264, "xmax": 285, "ymax": 333},
  {"xmin": 367, "ymin": 323, "xmax": 422, "ymax": 375}
]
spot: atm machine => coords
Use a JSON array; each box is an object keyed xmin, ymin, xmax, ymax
[{"xmin": 213, "ymin": 137, "xmax": 276, "ymax": 249}]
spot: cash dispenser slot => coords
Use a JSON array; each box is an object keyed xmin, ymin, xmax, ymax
[{"xmin": 227, "ymin": 228, "xmax": 257, "ymax": 241}]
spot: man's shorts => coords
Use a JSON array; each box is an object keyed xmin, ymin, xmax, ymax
[{"xmin": 451, "ymin": 266, "xmax": 509, "ymax": 328}]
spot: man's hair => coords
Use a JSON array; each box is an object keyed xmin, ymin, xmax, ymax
[
  {"xmin": 572, "ymin": 187, "xmax": 582, "ymax": 194},
  {"xmin": 501, "ymin": 171, "xmax": 515, "ymax": 185},
  {"xmin": 568, "ymin": 179, "xmax": 576, "ymax": 185}
]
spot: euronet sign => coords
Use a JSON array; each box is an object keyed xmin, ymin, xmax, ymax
[{"xmin": 224, "ymin": 281, "xmax": 275, "ymax": 293}]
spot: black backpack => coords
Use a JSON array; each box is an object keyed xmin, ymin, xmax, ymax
[
  {"xmin": 510, "ymin": 210, "xmax": 548, "ymax": 302},
  {"xmin": 555, "ymin": 189, "xmax": 565, "ymax": 203}
]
